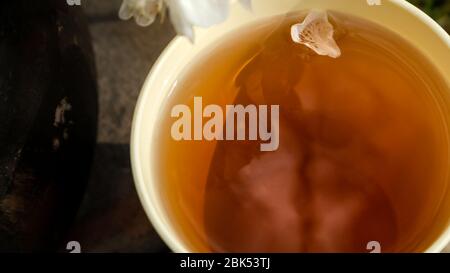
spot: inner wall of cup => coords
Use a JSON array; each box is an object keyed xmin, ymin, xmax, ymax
[
  {"xmin": 416, "ymin": 88, "xmax": 450, "ymax": 252},
  {"xmin": 137, "ymin": 0, "xmax": 450, "ymax": 252}
]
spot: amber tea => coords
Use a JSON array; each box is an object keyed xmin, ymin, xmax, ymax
[{"xmin": 155, "ymin": 11, "xmax": 450, "ymax": 253}]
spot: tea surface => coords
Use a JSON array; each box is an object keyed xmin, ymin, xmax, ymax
[{"xmin": 156, "ymin": 11, "xmax": 449, "ymax": 252}]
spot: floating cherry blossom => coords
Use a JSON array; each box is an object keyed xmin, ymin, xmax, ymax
[{"xmin": 290, "ymin": 10, "xmax": 342, "ymax": 58}]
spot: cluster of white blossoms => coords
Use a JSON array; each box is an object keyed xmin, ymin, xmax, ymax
[
  {"xmin": 119, "ymin": 0, "xmax": 251, "ymax": 42},
  {"xmin": 119, "ymin": 0, "xmax": 344, "ymax": 58}
]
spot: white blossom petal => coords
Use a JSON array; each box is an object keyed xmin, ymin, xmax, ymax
[
  {"xmin": 290, "ymin": 10, "xmax": 341, "ymax": 58},
  {"xmin": 119, "ymin": 0, "xmax": 163, "ymax": 27},
  {"xmin": 118, "ymin": 0, "xmax": 135, "ymax": 20},
  {"xmin": 134, "ymin": 12, "xmax": 156, "ymax": 26},
  {"xmin": 165, "ymin": 0, "xmax": 195, "ymax": 42},
  {"xmin": 169, "ymin": 0, "xmax": 230, "ymax": 28}
]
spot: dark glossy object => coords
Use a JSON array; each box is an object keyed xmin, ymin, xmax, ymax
[{"xmin": 0, "ymin": 0, "xmax": 97, "ymax": 251}]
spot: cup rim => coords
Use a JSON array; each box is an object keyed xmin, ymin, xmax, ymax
[{"xmin": 131, "ymin": 0, "xmax": 450, "ymax": 253}]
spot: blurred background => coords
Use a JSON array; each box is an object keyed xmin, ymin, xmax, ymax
[{"xmin": 64, "ymin": 0, "xmax": 450, "ymax": 252}]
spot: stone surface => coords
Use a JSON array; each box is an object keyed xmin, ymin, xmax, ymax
[
  {"xmin": 65, "ymin": 0, "xmax": 174, "ymax": 252},
  {"xmin": 83, "ymin": 0, "xmax": 123, "ymax": 18},
  {"xmin": 66, "ymin": 144, "xmax": 169, "ymax": 253},
  {"xmin": 86, "ymin": 1, "xmax": 175, "ymax": 143}
]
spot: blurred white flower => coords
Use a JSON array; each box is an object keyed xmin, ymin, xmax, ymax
[
  {"xmin": 119, "ymin": 0, "xmax": 251, "ymax": 42},
  {"xmin": 119, "ymin": 0, "xmax": 164, "ymax": 27}
]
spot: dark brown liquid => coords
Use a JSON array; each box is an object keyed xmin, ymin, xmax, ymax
[{"xmin": 156, "ymin": 12, "xmax": 449, "ymax": 252}]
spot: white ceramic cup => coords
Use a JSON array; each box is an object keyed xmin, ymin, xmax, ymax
[{"xmin": 130, "ymin": 0, "xmax": 450, "ymax": 253}]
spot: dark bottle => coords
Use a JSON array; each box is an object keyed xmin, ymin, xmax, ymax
[{"xmin": 0, "ymin": 0, "xmax": 98, "ymax": 251}]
